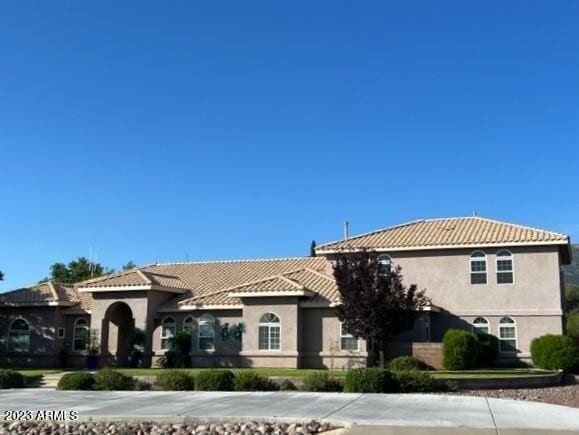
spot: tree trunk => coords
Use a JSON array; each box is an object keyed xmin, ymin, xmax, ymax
[{"xmin": 379, "ymin": 350, "xmax": 385, "ymax": 368}]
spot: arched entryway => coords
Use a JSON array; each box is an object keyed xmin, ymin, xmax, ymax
[{"xmin": 103, "ymin": 302, "xmax": 134, "ymax": 367}]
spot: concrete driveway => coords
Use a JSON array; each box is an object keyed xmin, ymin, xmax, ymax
[{"xmin": 1, "ymin": 390, "xmax": 579, "ymax": 433}]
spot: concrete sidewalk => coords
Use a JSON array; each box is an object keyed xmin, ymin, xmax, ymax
[{"xmin": 1, "ymin": 390, "xmax": 579, "ymax": 433}]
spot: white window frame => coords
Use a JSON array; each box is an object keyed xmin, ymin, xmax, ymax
[
  {"xmin": 377, "ymin": 254, "xmax": 392, "ymax": 276},
  {"xmin": 472, "ymin": 316, "xmax": 490, "ymax": 335},
  {"xmin": 57, "ymin": 327, "xmax": 65, "ymax": 339},
  {"xmin": 73, "ymin": 318, "xmax": 89, "ymax": 352},
  {"xmin": 496, "ymin": 249, "xmax": 515, "ymax": 285},
  {"xmin": 161, "ymin": 316, "xmax": 176, "ymax": 351},
  {"xmin": 498, "ymin": 316, "xmax": 517, "ymax": 353},
  {"xmin": 340, "ymin": 322, "xmax": 359, "ymax": 351},
  {"xmin": 198, "ymin": 314, "xmax": 215, "ymax": 352},
  {"xmin": 258, "ymin": 312, "xmax": 281, "ymax": 351},
  {"xmin": 470, "ymin": 251, "xmax": 487, "ymax": 285},
  {"xmin": 182, "ymin": 316, "xmax": 194, "ymax": 334},
  {"xmin": 8, "ymin": 318, "xmax": 30, "ymax": 352}
]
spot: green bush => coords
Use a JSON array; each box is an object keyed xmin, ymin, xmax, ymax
[
  {"xmin": 195, "ymin": 370, "xmax": 235, "ymax": 391},
  {"xmin": 567, "ymin": 310, "xmax": 579, "ymax": 344},
  {"xmin": 94, "ymin": 368, "xmax": 134, "ymax": 391},
  {"xmin": 0, "ymin": 369, "xmax": 24, "ymax": 389},
  {"xmin": 530, "ymin": 334, "xmax": 579, "ymax": 371},
  {"xmin": 279, "ymin": 379, "xmax": 297, "ymax": 391},
  {"xmin": 475, "ymin": 333, "xmax": 499, "ymax": 367},
  {"xmin": 133, "ymin": 379, "xmax": 152, "ymax": 391},
  {"xmin": 393, "ymin": 370, "xmax": 439, "ymax": 393},
  {"xmin": 57, "ymin": 372, "xmax": 95, "ymax": 390},
  {"xmin": 344, "ymin": 368, "xmax": 396, "ymax": 393},
  {"xmin": 233, "ymin": 371, "xmax": 278, "ymax": 391},
  {"xmin": 155, "ymin": 370, "xmax": 195, "ymax": 391},
  {"xmin": 388, "ymin": 356, "xmax": 427, "ymax": 372},
  {"xmin": 303, "ymin": 371, "xmax": 342, "ymax": 392},
  {"xmin": 443, "ymin": 329, "xmax": 480, "ymax": 370}
]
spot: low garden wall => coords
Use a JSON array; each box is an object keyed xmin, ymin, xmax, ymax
[
  {"xmin": 438, "ymin": 371, "xmax": 564, "ymax": 390},
  {"xmin": 386, "ymin": 342, "xmax": 443, "ymax": 369}
]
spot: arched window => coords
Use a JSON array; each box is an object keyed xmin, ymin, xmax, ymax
[
  {"xmin": 470, "ymin": 251, "xmax": 487, "ymax": 284},
  {"xmin": 499, "ymin": 316, "xmax": 517, "ymax": 353},
  {"xmin": 377, "ymin": 254, "xmax": 392, "ymax": 276},
  {"xmin": 8, "ymin": 318, "xmax": 30, "ymax": 352},
  {"xmin": 258, "ymin": 313, "xmax": 280, "ymax": 350},
  {"xmin": 496, "ymin": 250, "xmax": 514, "ymax": 284},
  {"xmin": 161, "ymin": 317, "xmax": 176, "ymax": 351},
  {"xmin": 340, "ymin": 322, "xmax": 358, "ymax": 351},
  {"xmin": 198, "ymin": 314, "xmax": 215, "ymax": 351},
  {"xmin": 73, "ymin": 318, "xmax": 89, "ymax": 351},
  {"xmin": 472, "ymin": 317, "xmax": 489, "ymax": 335},
  {"xmin": 182, "ymin": 316, "xmax": 194, "ymax": 335}
]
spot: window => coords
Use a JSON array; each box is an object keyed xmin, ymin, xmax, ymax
[
  {"xmin": 499, "ymin": 316, "xmax": 517, "ymax": 353},
  {"xmin": 198, "ymin": 314, "xmax": 215, "ymax": 351},
  {"xmin": 161, "ymin": 317, "xmax": 176, "ymax": 351},
  {"xmin": 340, "ymin": 323, "xmax": 358, "ymax": 351},
  {"xmin": 57, "ymin": 328, "xmax": 65, "ymax": 339},
  {"xmin": 472, "ymin": 317, "xmax": 489, "ymax": 334},
  {"xmin": 8, "ymin": 319, "xmax": 30, "ymax": 352},
  {"xmin": 377, "ymin": 254, "xmax": 392, "ymax": 276},
  {"xmin": 470, "ymin": 251, "xmax": 487, "ymax": 284},
  {"xmin": 496, "ymin": 250, "xmax": 514, "ymax": 284},
  {"xmin": 258, "ymin": 313, "xmax": 280, "ymax": 350},
  {"xmin": 182, "ymin": 316, "xmax": 194, "ymax": 335},
  {"xmin": 73, "ymin": 318, "xmax": 89, "ymax": 351}
]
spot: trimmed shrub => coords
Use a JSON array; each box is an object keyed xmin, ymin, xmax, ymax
[
  {"xmin": 279, "ymin": 379, "xmax": 297, "ymax": 391},
  {"xmin": 344, "ymin": 368, "xmax": 396, "ymax": 393},
  {"xmin": 155, "ymin": 370, "xmax": 195, "ymax": 391},
  {"xmin": 94, "ymin": 368, "xmax": 134, "ymax": 391},
  {"xmin": 233, "ymin": 371, "xmax": 278, "ymax": 391},
  {"xmin": 475, "ymin": 333, "xmax": 499, "ymax": 367},
  {"xmin": 530, "ymin": 334, "xmax": 579, "ymax": 371},
  {"xmin": 443, "ymin": 329, "xmax": 480, "ymax": 370},
  {"xmin": 133, "ymin": 379, "xmax": 152, "ymax": 391},
  {"xmin": 388, "ymin": 356, "xmax": 427, "ymax": 372},
  {"xmin": 57, "ymin": 372, "xmax": 95, "ymax": 391},
  {"xmin": 303, "ymin": 371, "xmax": 342, "ymax": 392},
  {"xmin": 195, "ymin": 370, "xmax": 235, "ymax": 391},
  {"xmin": 0, "ymin": 369, "xmax": 24, "ymax": 389},
  {"xmin": 393, "ymin": 370, "xmax": 439, "ymax": 393}
]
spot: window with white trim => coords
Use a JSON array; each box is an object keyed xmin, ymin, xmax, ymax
[
  {"xmin": 8, "ymin": 319, "xmax": 30, "ymax": 352},
  {"xmin": 499, "ymin": 316, "xmax": 517, "ymax": 353},
  {"xmin": 340, "ymin": 322, "xmax": 358, "ymax": 351},
  {"xmin": 198, "ymin": 314, "xmax": 215, "ymax": 351},
  {"xmin": 73, "ymin": 318, "xmax": 89, "ymax": 351},
  {"xmin": 258, "ymin": 313, "xmax": 280, "ymax": 350},
  {"xmin": 472, "ymin": 317, "xmax": 490, "ymax": 334},
  {"xmin": 377, "ymin": 254, "xmax": 392, "ymax": 276},
  {"xmin": 182, "ymin": 316, "xmax": 194, "ymax": 335},
  {"xmin": 470, "ymin": 251, "xmax": 487, "ymax": 284},
  {"xmin": 496, "ymin": 250, "xmax": 514, "ymax": 284},
  {"xmin": 161, "ymin": 317, "xmax": 176, "ymax": 351}
]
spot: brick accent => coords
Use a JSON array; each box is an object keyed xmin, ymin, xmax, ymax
[{"xmin": 386, "ymin": 342, "xmax": 443, "ymax": 369}]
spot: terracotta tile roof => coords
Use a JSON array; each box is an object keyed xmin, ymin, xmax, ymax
[
  {"xmin": 0, "ymin": 282, "xmax": 74, "ymax": 305},
  {"xmin": 78, "ymin": 269, "xmax": 151, "ymax": 288},
  {"xmin": 227, "ymin": 275, "xmax": 306, "ymax": 294},
  {"xmin": 316, "ymin": 216, "xmax": 569, "ymax": 253}
]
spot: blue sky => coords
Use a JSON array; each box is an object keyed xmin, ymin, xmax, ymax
[{"xmin": 1, "ymin": 1, "xmax": 578, "ymax": 291}]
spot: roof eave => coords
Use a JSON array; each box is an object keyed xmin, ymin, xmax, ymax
[
  {"xmin": 78, "ymin": 285, "xmax": 185, "ymax": 294},
  {"xmin": 228, "ymin": 290, "xmax": 314, "ymax": 298}
]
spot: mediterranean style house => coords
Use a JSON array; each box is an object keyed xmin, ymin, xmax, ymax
[{"xmin": 0, "ymin": 216, "xmax": 572, "ymax": 369}]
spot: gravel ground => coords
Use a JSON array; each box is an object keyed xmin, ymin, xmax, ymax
[
  {"xmin": 0, "ymin": 420, "xmax": 336, "ymax": 435},
  {"xmin": 449, "ymin": 382, "xmax": 579, "ymax": 408}
]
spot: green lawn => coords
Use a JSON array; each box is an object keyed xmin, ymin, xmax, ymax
[
  {"xmin": 116, "ymin": 368, "xmax": 350, "ymax": 377},
  {"xmin": 10, "ymin": 368, "xmax": 67, "ymax": 377}
]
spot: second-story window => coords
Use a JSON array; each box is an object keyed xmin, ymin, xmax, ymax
[
  {"xmin": 496, "ymin": 250, "xmax": 514, "ymax": 284},
  {"xmin": 470, "ymin": 251, "xmax": 487, "ymax": 284}
]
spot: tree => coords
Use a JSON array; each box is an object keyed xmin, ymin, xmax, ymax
[
  {"xmin": 310, "ymin": 240, "xmax": 317, "ymax": 257},
  {"xmin": 122, "ymin": 261, "xmax": 137, "ymax": 271},
  {"xmin": 333, "ymin": 251, "xmax": 430, "ymax": 367},
  {"xmin": 565, "ymin": 283, "xmax": 579, "ymax": 312},
  {"xmin": 0, "ymin": 270, "xmax": 3, "ymax": 281},
  {"xmin": 48, "ymin": 257, "xmax": 107, "ymax": 283}
]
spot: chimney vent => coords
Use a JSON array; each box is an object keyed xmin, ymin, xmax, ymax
[{"xmin": 344, "ymin": 220, "xmax": 350, "ymax": 240}]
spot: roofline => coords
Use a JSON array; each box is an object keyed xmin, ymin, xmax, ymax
[
  {"xmin": 141, "ymin": 256, "xmax": 323, "ymax": 268},
  {"xmin": 228, "ymin": 289, "xmax": 314, "ymax": 298},
  {"xmin": 0, "ymin": 301, "xmax": 75, "ymax": 308},
  {"xmin": 316, "ymin": 240, "xmax": 571, "ymax": 255},
  {"xmin": 158, "ymin": 304, "xmax": 244, "ymax": 312},
  {"xmin": 78, "ymin": 284, "xmax": 186, "ymax": 294}
]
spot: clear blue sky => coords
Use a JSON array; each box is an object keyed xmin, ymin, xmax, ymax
[{"xmin": 1, "ymin": 1, "xmax": 578, "ymax": 291}]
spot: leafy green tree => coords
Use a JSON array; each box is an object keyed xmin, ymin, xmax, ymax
[
  {"xmin": 49, "ymin": 257, "xmax": 107, "ymax": 283},
  {"xmin": 0, "ymin": 270, "xmax": 3, "ymax": 281},
  {"xmin": 567, "ymin": 310, "xmax": 579, "ymax": 343},
  {"xmin": 122, "ymin": 261, "xmax": 137, "ymax": 271},
  {"xmin": 565, "ymin": 283, "xmax": 579, "ymax": 312},
  {"xmin": 333, "ymin": 250, "xmax": 430, "ymax": 367}
]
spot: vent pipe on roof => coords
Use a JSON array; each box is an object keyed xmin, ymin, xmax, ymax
[{"xmin": 344, "ymin": 220, "xmax": 349, "ymax": 240}]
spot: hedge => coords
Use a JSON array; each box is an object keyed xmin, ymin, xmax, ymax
[
  {"xmin": 344, "ymin": 368, "xmax": 396, "ymax": 393},
  {"xmin": 530, "ymin": 334, "xmax": 579, "ymax": 371},
  {"xmin": 233, "ymin": 371, "xmax": 278, "ymax": 391},
  {"xmin": 388, "ymin": 356, "xmax": 427, "ymax": 372},
  {"xmin": 302, "ymin": 371, "xmax": 342, "ymax": 392},
  {"xmin": 0, "ymin": 369, "xmax": 24, "ymax": 389},
  {"xmin": 195, "ymin": 370, "xmax": 235, "ymax": 391},
  {"xmin": 443, "ymin": 329, "xmax": 480, "ymax": 370},
  {"xmin": 475, "ymin": 333, "xmax": 499, "ymax": 367},
  {"xmin": 155, "ymin": 370, "xmax": 195, "ymax": 391},
  {"xmin": 57, "ymin": 372, "xmax": 95, "ymax": 391},
  {"xmin": 94, "ymin": 368, "xmax": 134, "ymax": 391},
  {"xmin": 392, "ymin": 370, "xmax": 439, "ymax": 393}
]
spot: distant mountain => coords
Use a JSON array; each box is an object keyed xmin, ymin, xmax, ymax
[{"xmin": 563, "ymin": 244, "xmax": 579, "ymax": 286}]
